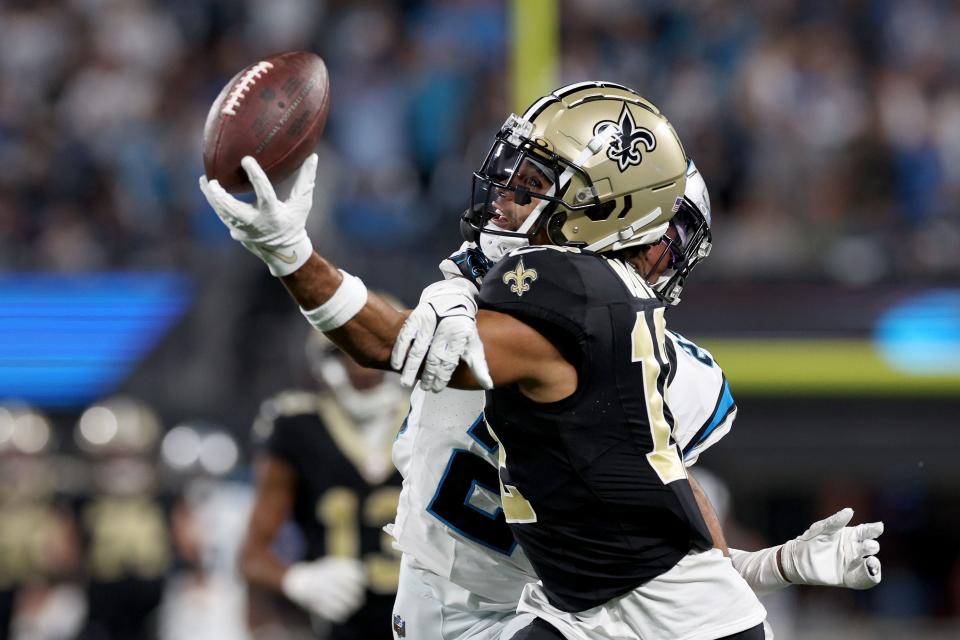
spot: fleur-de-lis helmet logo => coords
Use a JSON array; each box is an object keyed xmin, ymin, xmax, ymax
[
  {"xmin": 502, "ymin": 258, "xmax": 538, "ymax": 297},
  {"xmin": 593, "ymin": 103, "xmax": 657, "ymax": 172}
]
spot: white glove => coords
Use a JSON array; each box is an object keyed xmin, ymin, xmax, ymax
[
  {"xmin": 199, "ymin": 154, "xmax": 318, "ymax": 276},
  {"xmin": 390, "ymin": 278, "xmax": 493, "ymax": 392},
  {"xmin": 779, "ymin": 507, "xmax": 883, "ymax": 589},
  {"xmin": 281, "ymin": 557, "xmax": 367, "ymax": 623}
]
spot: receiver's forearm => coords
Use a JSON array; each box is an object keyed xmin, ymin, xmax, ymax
[
  {"xmin": 280, "ymin": 252, "xmax": 408, "ymax": 370},
  {"xmin": 279, "ymin": 251, "xmax": 344, "ymax": 309}
]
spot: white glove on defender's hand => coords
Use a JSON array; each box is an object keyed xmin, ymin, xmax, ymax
[
  {"xmin": 282, "ymin": 557, "xmax": 367, "ymax": 623},
  {"xmin": 199, "ymin": 154, "xmax": 318, "ymax": 277},
  {"xmin": 390, "ymin": 278, "xmax": 493, "ymax": 392},
  {"xmin": 780, "ymin": 507, "xmax": 883, "ymax": 589}
]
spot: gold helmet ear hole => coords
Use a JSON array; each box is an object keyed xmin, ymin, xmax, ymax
[{"xmin": 584, "ymin": 201, "xmax": 617, "ymax": 221}]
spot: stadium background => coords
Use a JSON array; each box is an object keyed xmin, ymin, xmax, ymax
[{"xmin": 1, "ymin": 0, "xmax": 959, "ymax": 638}]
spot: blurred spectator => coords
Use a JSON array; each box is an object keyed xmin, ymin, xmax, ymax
[{"xmin": 1, "ymin": 0, "xmax": 956, "ymax": 282}]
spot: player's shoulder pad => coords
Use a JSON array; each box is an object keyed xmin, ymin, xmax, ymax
[
  {"xmin": 479, "ymin": 246, "xmax": 597, "ymax": 337},
  {"xmin": 667, "ymin": 331, "xmax": 719, "ymax": 367},
  {"xmin": 481, "ymin": 245, "xmax": 595, "ymax": 302},
  {"xmin": 251, "ymin": 390, "xmax": 320, "ymax": 444},
  {"xmin": 441, "ymin": 242, "xmax": 495, "ymax": 286}
]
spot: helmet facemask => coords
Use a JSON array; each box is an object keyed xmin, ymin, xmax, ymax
[
  {"xmin": 646, "ymin": 161, "xmax": 713, "ymax": 305},
  {"xmin": 462, "ymin": 114, "xmax": 606, "ymax": 259},
  {"xmin": 463, "ymin": 85, "xmax": 696, "ymax": 279}
]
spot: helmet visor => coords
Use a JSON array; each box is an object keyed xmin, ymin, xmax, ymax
[
  {"xmin": 652, "ymin": 197, "xmax": 712, "ymax": 304},
  {"xmin": 468, "ymin": 139, "xmax": 560, "ymax": 239},
  {"xmin": 463, "ymin": 114, "xmax": 600, "ymax": 243}
]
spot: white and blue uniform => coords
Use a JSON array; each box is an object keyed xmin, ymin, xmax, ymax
[
  {"xmin": 388, "ymin": 324, "xmax": 745, "ymax": 640},
  {"xmin": 667, "ymin": 331, "xmax": 737, "ymax": 467}
]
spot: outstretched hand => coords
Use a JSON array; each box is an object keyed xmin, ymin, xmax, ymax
[
  {"xmin": 199, "ymin": 154, "xmax": 318, "ymax": 276},
  {"xmin": 780, "ymin": 507, "xmax": 883, "ymax": 589}
]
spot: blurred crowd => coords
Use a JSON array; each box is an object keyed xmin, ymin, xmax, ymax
[
  {"xmin": 0, "ymin": 399, "xmax": 256, "ymax": 640},
  {"xmin": 0, "ymin": 0, "xmax": 958, "ymax": 290}
]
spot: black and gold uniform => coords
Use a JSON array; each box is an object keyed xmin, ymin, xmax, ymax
[
  {"xmin": 479, "ymin": 246, "xmax": 712, "ymax": 612},
  {"xmin": 74, "ymin": 484, "xmax": 176, "ymax": 640},
  {"xmin": 0, "ymin": 475, "xmax": 73, "ymax": 640},
  {"xmin": 0, "ymin": 589, "xmax": 11, "ymax": 640},
  {"xmin": 258, "ymin": 391, "xmax": 406, "ymax": 640}
]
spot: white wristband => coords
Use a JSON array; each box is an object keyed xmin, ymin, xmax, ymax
[
  {"xmin": 300, "ymin": 270, "xmax": 368, "ymax": 331},
  {"xmin": 729, "ymin": 546, "xmax": 790, "ymax": 596}
]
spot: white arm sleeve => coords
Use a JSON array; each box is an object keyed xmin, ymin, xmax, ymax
[{"xmin": 729, "ymin": 546, "xmax": 790, "ymax": 596}]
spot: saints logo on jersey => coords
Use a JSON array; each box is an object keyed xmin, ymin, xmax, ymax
[{"xmin": 502, "ymin": 258, "xmax": 538, "ymax": 297}]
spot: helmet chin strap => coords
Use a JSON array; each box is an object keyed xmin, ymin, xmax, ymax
[
  {"xmin": 651, "ymin": 272, "xmax": 682, "ymax": 305},
  {"xmin": 479, "ymin": 223, "xmax": 530, "ymax": 261}
]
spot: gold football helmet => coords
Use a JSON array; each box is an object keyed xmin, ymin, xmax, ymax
[
  {"xmin": 463, "ymin": 81, "xmax": 690, "ymax": 251},
  {"xmin": 461, "ymin": 81, "xmax": 712, "ymax": 303},
  {"xmin": 75, "ymin": 396, "xmax": 161, "ymax": 455}
]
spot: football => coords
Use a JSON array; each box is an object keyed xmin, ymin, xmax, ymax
[{"xmin": 202, "ymin": 51, "xmax": 330, "ymax": 193}]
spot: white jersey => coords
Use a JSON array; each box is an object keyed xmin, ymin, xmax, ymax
[
  {"xmin": 388, "ymin": 331, "xmax": 736, "ymax": 606},
  {"xmin": 389, "ymin": 386, "xmax": 536, "ymax": 606},
  {"xmin": 666, "ymin": 330, "xmax": 737, "ymax": 467}
]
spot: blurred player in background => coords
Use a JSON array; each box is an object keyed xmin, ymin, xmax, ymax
[
  {"xmin": 72, "ymin": 396, "xmax": 190, "ymax": 640},
  {"xmin": 0, "ymin": 405, "xmax": 81, "ymax": 640},
  {"xmin": 240, "ymin": 331, "xmax": 407, "ymax": 640}
]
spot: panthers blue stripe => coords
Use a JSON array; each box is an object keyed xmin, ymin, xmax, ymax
[{"xmin": 683, "ymin": 377, "xmax": 735, "ymax": 457}]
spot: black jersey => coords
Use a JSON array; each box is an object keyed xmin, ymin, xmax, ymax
[
  {"xmin": 258, "ymin": 391, "xmax": 406, "ymax": 640},
  {"xmin": 478, "ymin": 247, "xmax": 713, "ymax": 612},
  {"xmin": 74, "ymin": 486, "xmax": 176, "ymax": 640},
  {"xmin": 0, "ymin": 588, "xmax": 10, "ymax": 640}
]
